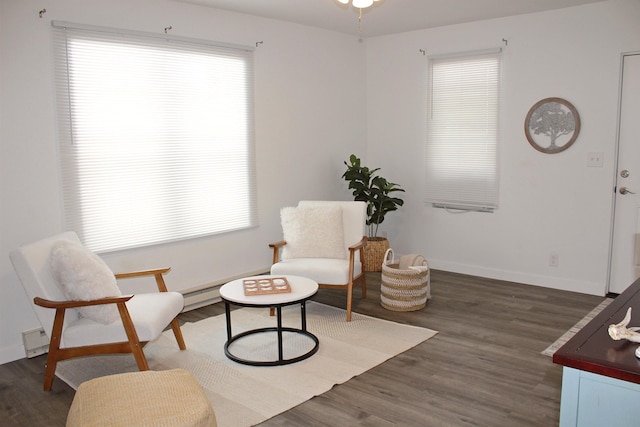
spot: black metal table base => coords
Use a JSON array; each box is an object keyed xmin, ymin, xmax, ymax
[{"xmin": 223, "ymin": 299, "xmax": 319, "ymax": 366}]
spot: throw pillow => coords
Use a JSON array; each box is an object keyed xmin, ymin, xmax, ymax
[
  {"xmin": 50, "ymin": 239, "xmax": 121, "ymax": 324},
  {"xmin": 280, "ymin": 205, "xmax": 346, "ymax": 260}
]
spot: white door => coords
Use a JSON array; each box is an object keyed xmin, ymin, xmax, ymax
[{"xmin": 609, "ymin": 53, "xmax": 640, "ymax": 294}]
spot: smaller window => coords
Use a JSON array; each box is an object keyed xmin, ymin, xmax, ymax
[{"xmin": 424, "ymin": 50, "xmax": 501, "ymax": 212}]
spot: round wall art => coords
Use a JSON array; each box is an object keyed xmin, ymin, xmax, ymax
[{"xmin": 524, "ymin": 97, "xmax": 580, "ymax": 154}]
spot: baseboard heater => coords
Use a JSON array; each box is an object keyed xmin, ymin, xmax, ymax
[{"xmin": 181, "ymin": 268, "xmax": 269, "ymax": 312}]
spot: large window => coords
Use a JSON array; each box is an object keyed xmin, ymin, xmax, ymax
[
  {"xmin": 424, "ymin": 50, "xmax": 501, "ymax": 212},
  {"xmin": 53, "ymin": 22, "xmax": 257, "ymax": 252}
]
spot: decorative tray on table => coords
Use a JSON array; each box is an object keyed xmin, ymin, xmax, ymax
[{"xmin": 243, "ymin": 277, "xmax": 291, "ymax": 296}]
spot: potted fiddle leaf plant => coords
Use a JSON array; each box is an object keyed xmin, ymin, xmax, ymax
[{"xmin": 342, "ymin": 154, "xmax": 405, "ymax": 271}]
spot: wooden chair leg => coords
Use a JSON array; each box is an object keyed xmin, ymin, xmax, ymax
[
  {"xmin": 117, "ymin": 302, "xmax": 149, "ymax": 371},
  {"xmin": 359, "ymin": 249, "xmax": 367, "ymax": 298},
  {"xmin": 170, "ymin": 318, "xmax": 186, "ymax": 350},
  {"xmin": 346, "ymin": 283, "xmax": 353, "ymax": 322},
  {"xmin": 43, "ymin": 308, "xmax": 66, "ymax": 391},
  {"xmin": 43, "ymin": 353, "xmax": 59, "ymax": 391},
  {"xmin": 132, "ymin": 346, "xmax": 150, "ymax": 371}
]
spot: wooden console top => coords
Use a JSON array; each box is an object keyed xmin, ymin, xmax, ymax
[{"xmin": 553, "ymin": 277, "xmax": 640, "ymax": 384}]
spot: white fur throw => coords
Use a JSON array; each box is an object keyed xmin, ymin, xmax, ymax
[
  {"xmin": 50, "ymin": 240, "xmax": 121, "ymax": 324},
  {"xmin": 280, "ymin": 205, "xmax": 346, "ymax": 260}
]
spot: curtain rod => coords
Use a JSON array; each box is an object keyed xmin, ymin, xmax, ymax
[
  {"xmin": 427, "ymin": 47, "xmax": 502, "ymax": 60},
  {"xmin": 51, "ymin": 20, "xmax": 255, "ymax": 52}
]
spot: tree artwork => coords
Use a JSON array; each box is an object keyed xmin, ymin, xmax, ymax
[
  {"xmin": 525, "ymin": 98, "xmax": 580, "ymax": 154},
  {"xmin": 528, "ymin": 102, "xmax": 575, "ymax": 149}
]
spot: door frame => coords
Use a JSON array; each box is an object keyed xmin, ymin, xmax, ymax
[{"xmin": 606, "ymin": 51, "xmax": 640, "ymax": 294}]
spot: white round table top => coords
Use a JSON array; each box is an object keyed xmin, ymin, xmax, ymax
[{"xmin": 220, "ymin": 275, "xmax": 318, "ymax": 306}]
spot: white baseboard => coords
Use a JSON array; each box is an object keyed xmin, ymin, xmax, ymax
[
  {"xmin": 0, "ymin": 343, "xmax": 31, "ymax": 365},
  {"xmin": 427, "ymin": 259, "xmax": 606, "ymax": 296}
]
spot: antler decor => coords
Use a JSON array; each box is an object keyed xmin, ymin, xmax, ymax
[{"xmin": 608, "ymin": 307, "xmax": 640, "ymax": 343}]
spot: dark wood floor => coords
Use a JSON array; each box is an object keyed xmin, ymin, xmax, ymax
[{"xmin": 0, "ymin": 270, "xmax": 605, "ymax": 426}]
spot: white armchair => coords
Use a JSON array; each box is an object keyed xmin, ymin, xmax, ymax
[
  {"xmin": 269, "ymin": 201, "xmax": 367, "ymax": 321},
  {"xmin": 9, "ymin": 232, "xmax": 186, "ymax": 390}
]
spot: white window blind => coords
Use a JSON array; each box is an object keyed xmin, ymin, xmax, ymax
[
  {"xmin": 425, "ymin": 50, "xmax": 501, "ymax": 212},
  {"xmin": 53, "ymin": 22, "xmax": 257, "ymax": 252}
]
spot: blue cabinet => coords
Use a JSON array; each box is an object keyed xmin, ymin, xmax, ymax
[
  {"xmin": 560, "ymin": 367, "xmax": 640, "ymax": 427},
  {"xmin": 554, "ymin": 279, "xmax": 640, "ymax": 427}
]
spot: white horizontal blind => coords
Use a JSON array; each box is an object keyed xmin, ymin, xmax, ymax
[
  {"xmin": 53, "ymin": 23, "xmax": 257, "ymax": 252},
  {"xmin": 425, "ymin": 50, "xmax": 501, "ymax": 211}
]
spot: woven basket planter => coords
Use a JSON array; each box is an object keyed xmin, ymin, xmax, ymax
[
  {"xmin": 364, "ymin": 238, "xmax": 390, "ymax": 272},
  {"xmin": 381, "ymin": 249, "xmax": 431, "ymax": 312}
]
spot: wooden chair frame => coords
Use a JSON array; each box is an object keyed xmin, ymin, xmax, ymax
[
  {"xmin": 269, "ymin": 237, "xmax": 367, "ymax": 321},
  {"xmin": 35, "ymin": 267, "xmax": 186, "ymax": 391}
]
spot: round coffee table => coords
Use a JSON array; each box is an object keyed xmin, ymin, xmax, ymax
[{"xmin": 219, "ymin": 275, "xmax": 319, "ymax": 366}]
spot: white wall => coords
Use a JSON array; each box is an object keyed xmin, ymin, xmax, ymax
[
  {"xmin": 0, "ymin": 0, "xmax": 366, "ymax": 363},
  {"xmin": 366, "ymin": 0, "xmax": 640, "ymax": 295},
  {"xmin": 2, "ymin": 0, "xmax": 639, "ymax": 365}
]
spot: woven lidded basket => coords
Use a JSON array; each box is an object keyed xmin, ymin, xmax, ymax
[{"xmin": 380, "ymin": 249, "xmax": 431, "ymax": 312}]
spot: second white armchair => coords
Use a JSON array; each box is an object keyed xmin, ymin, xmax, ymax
[{"xmin": 269, "ymin": 200, "xmax": 367, "ymax": 321}]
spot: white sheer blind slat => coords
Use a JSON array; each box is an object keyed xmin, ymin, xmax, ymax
[
  {"xmin": 54, "ymin": 25, "xmax": 257, "ymax": 252},
  {"xmin": 425, "ymin": 51, "xmax": 501, "ymax": 211}
]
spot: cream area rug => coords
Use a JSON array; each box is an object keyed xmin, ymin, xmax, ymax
[
  {"xmin": 56, "ymin": 302, "xmax": 438, "ymax": 426},
  {"xmin": 542, "ymin": 298, "xmax": 613, "ymax": 357}
]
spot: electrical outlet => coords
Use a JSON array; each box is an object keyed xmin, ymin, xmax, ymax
[
  {"xmin": 587, "ymin": 152, "xmax": 604, "ymax": 167},
  {"xmin": 549, "ymin": 252, "xmax": 559, "ymax": 267}
]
